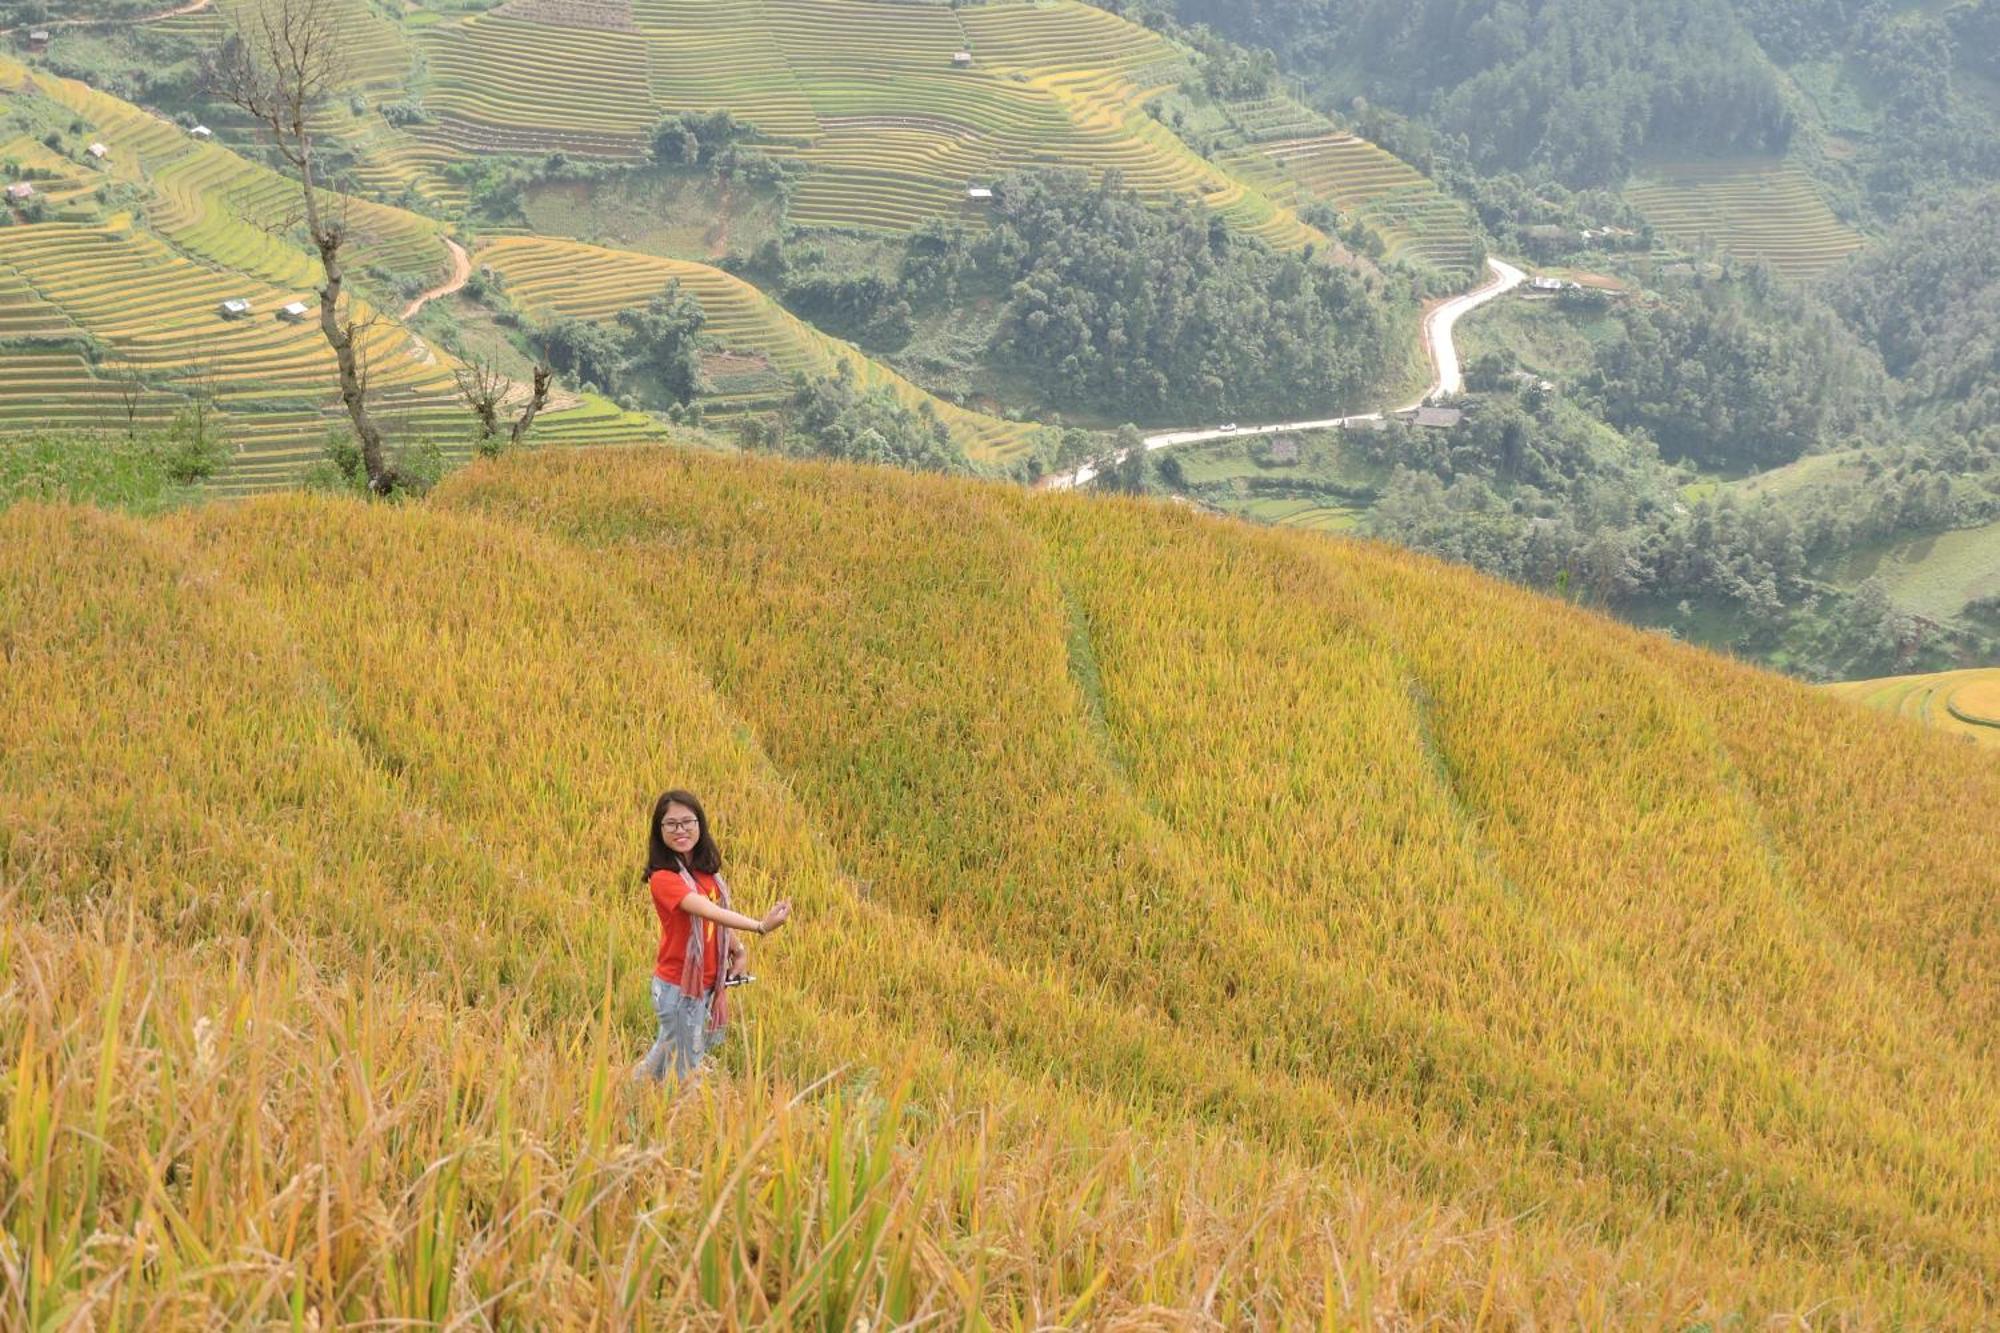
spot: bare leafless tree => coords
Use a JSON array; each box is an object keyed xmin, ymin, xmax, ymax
[
  {"xmin": 181, "ymin": 346, "xmax": 220, "ymax": 451},
  {"xmin": 454, "ymin": 357, "xmax": 552, "ymax": 457},
  {"xmin": 205, "ymin": 0, "xmax": 397, "ymax": 494},
  {"xmin": 114, "ymin": 368, "xmax": 143, "ymax": 435}
]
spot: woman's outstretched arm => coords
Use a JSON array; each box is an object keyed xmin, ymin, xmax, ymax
[{"xmin": 679, "ymin": 893, "xmax": 792, "ymax": 935}]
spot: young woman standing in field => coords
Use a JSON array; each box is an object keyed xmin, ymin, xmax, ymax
[{"xmin": 638, "ymin": 788, "xmax": 792, "ymax": 1082}]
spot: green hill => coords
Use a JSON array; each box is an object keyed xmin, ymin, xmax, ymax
[{"xmin": 4, "ymin": 447, "xmax": 1997, "ymax": 1323}]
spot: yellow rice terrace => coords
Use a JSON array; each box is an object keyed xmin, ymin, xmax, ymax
[{"xmin": 3, "ymin": 449, "xmax": 1998, "ymax": 1326}]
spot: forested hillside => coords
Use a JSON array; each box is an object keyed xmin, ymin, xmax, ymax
[
  {"xmin": 1149, "ymin": 0, "xmax": 2000, "ymax": 214},
  {"xmin": 5, "ymin": 447, "xmax": 1998, "ymax": 1323},
  {"xmin": 1161, "ymin": 0, "xmax": 1793, "ymax": 184},
  {"xmin": 1838, "ymin": 185, "xmax": 2000, "ymax": 439}
]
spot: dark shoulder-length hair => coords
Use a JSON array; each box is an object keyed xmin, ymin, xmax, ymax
[{"xmin": 644, "ymin": 788, "xmax": 722, "ymax": 881}]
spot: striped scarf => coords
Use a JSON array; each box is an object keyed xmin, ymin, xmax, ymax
[{"xmin": 677, "ymin": 863, "xmax": 732, "ymax": 1032}]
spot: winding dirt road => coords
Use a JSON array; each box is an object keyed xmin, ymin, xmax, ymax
[
  {"xmin": 401, "ymin": 237, "xmax": 472, "ymax": 321},
  {"xmin": 1047, "ymin": 257, "xmax": 1525, "ymax": 491}
]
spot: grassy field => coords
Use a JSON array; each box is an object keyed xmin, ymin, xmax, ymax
[
  {"xmin": 1455, "ymin": 293, "xmax": 1627, "ymax": 382},
  {"xmin": 517, "ymin": 169, "xmax": 787, "ymax": 262},
  {"xmin": 1828, "ymin": 666, "xmax": 2000, "ymax": 748},
  {"xmin": 4, "ymin": 448, "xmax": 1997, "ymax": 1323},
  {"xmin": 1626, "ymin": 157, "xmax": 1867, "ymax": 280},
  {"xmin": 1837, "ymin": 517, "xmax": 2000, "ymax": 620},
  {"xmin": 1167, "ymin": 428, "xmax": 1385, "ymax": 533}
]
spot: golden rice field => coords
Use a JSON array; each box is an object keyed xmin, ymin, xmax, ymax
[
  {"xmin": 4, "ymin": 448, "xmax": 1997, "ymax": 1324},
  {"xmin": 1828, "ymin": 666, "xmax": 2000, "ymax": 749},
  {"xmin": 1626, "ymin": 157, "xmax": 1867, "ymax": 280},
  {"xmin": 477, "ymin": 234, "xmax": 1034, "ymax": 461}
]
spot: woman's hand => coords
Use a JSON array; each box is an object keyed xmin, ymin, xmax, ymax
[
  {"xmin": 758, "ymin": 900, "xmax": 793, "ymax": 936},
  {"xmin": 725, "ymin": 933, "xmax": 748, "ymax": 976}
]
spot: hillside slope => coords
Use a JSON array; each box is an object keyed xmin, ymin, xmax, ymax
[
  {"xmin": 0, "ymin": 54, "xmax": 665, "ymax": 489},
  {"xmin": 1830, "ymin": 666, "xmax": 2000, "ymax": 749},
  {"xmin": 3, "ymin": 449, "xmax": 1997, "ymax": 1324}
]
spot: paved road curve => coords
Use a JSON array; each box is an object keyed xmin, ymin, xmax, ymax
[{"xmin": 1046, "ymin": 257, "xmax": 1525, "ymax": 491}]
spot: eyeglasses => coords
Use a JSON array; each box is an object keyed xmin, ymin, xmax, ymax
[{"xmin": 661, "ymin": 818, "xmax": 700, "ymax": 834}]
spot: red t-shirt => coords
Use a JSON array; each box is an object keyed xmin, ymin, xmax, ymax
[{"xmin": 651, "ymin": 867, "xmax": 721, "ymax": 990}]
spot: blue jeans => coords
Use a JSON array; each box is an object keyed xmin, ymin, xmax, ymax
[{"xmin": 639, "ymin": 976, "xmax": 715, "ymax": 1082}]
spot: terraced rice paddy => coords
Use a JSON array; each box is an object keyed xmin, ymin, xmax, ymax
[
  {"xmin": 1220, "ymin": 126, "xmax": 1482, "ymax": 279},
  {"xmin": 1829, "ymin": 668, "xmax": 2000, "ymax": 749},
  {"xmin": 0, "ymin": 349, "xmax": 182, "ymax": 434},
  {"xmin": 417, "ymin": 14, "xmax": 658, "ymax": 156},
  {"xmin": 636, "ymin": 0, "xmax": 820, "ymax": 142},
  {"xmin": 10, "ymin": 57, "xmax": 452, "ymax": 293},
  {"xmin": 393, "ymin": 0, "xmax": 1313, "ymax": 244},
  {"xmin": 0, "ymin": 139, "xmax": 103, "ymax": 214},
  {"xmin": 1244, "ymin": 496, "xmax": 1363, "ymax": 531},
  {"xmin": 0, "ymin": 59, "xmax": 663, "ymax": 492},
  {"xmin": 212, "ymin": 0, "xmax": 412, "ymax": 95},
  {"xmin": 477, "ymin": 234, "xmax": 1032, "ymax": 460},
  {"xmin": 1626, "ymin": 158, "xmax": 1866, "ymax": 281}
]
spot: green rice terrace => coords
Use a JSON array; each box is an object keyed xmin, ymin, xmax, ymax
[
  {"xmin": 1214, "ymin": 96, "xmax": 1483, "ymax": 283},
  {"xmin": 402, "ymin": 0, "xmax": 1320, "ymax": 245},
  {"xmin": 134, "ymin": 0, "xmax": 1450, "ymax": 256},
  {"xmin": 0, "ymin": 56, "xmax": 663, "ymax": 492},
  {"xmin": 1626, "ymin": 158, "xmax": 1866, "ymax": 281}
]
